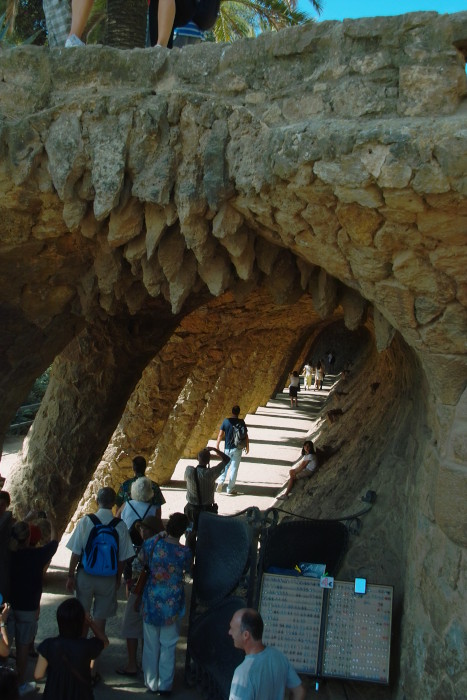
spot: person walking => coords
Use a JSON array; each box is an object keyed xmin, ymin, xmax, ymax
[
  {"xmin": 315, "ymin": 362, "xmax": 325, "ymax": 391},
  {"xmin": 303, "ymin": 363, "xmax": 313, "ymax": 391},
  {"xmin": 8, "ymin": 520, "xmax": 59, "ymax": 696},
  {"xmin": 117, "ymin": 516, "xmax": 163, "ymax": 677},
  {"xmin": 288, "ymin": 371, "xmax": 300, "ymax": 408},
  {"xmin": 115, "ymin": 456, "xmax": 165, "ymax": 518},
  {"xmin": 137, "ymin": 513, "xmax": 192, "ymax": 695},
  {"xmin": 65, "ymin": 487, "xmax": 134, "ymax": 685},
  {"xmin": 215, "ymin": 406, "xmax": 249, "ymax": 495}
]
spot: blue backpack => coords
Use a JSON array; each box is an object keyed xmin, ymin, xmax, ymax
[{"xmin": 81, "ymin": 515, "xmax": 120, "ymax": 577}]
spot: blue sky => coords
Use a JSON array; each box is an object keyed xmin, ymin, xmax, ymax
[{"xmin": 300, "ymin": 0, "xmax": 467, "ymax": 21}]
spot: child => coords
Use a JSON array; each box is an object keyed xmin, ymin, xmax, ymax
[{"xmin": 34, "ymin": 598, "xmax": 108, "ymax": 699}]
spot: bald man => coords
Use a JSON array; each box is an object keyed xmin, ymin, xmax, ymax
[{"xmin": 228, "ymin": 608, "xmax": 305, "ymax": 700}]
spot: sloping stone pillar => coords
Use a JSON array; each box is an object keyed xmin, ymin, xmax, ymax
[{"xmin": 9, "ymin": 303, "xmax": 180, "ymax": 531}]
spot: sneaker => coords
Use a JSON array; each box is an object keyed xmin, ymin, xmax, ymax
[
  {"xmin": 226, "ymin": 490, "xmax": 238, "ymax": 496},
  {"xmin": 18, "ymin": 682, "xmax": 36, "ymax": 697},
  {"xmin": 65, "ymin": 34, "xmax": 85, "ymax": 47},
  {"xmin": 216, "ymin": 483, "xmax": 223, "ymax": 493}
]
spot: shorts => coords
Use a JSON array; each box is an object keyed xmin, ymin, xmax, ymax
[
  {"xmin": 121, "ymin": 592, "xmax": 143, "ymax": 639},
  {"xmin": 289, "ymin": 386, "xmax": 298, "ymax": 397},
  {"xmin": 42, "ymin": 0, "xmax": 71, "ymax": 47},
  {"xmin": 76, "ymin": 568, "xmax": 118, "ymax": 620},
  {"xmin": 296, "ymin": 469, "xmax": 314, "ymax": 480},
  {"xmin": 7, "ymin": 609, "xmax": 38, "ymax": 645}
]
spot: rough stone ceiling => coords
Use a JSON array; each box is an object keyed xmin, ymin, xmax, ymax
[{"xmin": 0, "ymin": 10, "xmax": 466, "ymax": 511}]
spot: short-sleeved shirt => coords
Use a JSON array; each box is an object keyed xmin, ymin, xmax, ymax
[
  {"xmin": 229, "ymin": 646, "xmax": 301, "ymax": 700},
  {"xmin": 66, "ymin": 508, "xmax": 135, "ymax": 563},
  {"xmin": 302, "ymin": 453, "xmax": 318, "ymax": 473},
  {"xmin": 10, "ymin": 540, "xmax": 58, "ymax": 611},
  {"xmin": 220, "ymin": 417, "xmax": 247, "ymax": 450},
  {"xmin": 139, "ymin": 535, "xmax": 192, "ymax": 626},
  {"xmin": 120, "ymin": 501, "xmax": 159, "ymax": 532},
  {"xmin": 37, "ymin": 635, "xmax": 104, "ymax": 700},
  {"xmin": 184, "ymin": 463, "xmax": 225, "ymax": 506},
  {"xmin": 115, "ymin": 477, "xmax": 166, "ymax": 509}
]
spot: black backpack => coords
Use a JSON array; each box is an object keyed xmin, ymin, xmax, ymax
[
  {"xmin": 192, "ymin": 0, "xmax": 221, "ymax": 31},
  {"xmin": 232, "ymin": 421, "xmax": 248, "ymax": 449}
]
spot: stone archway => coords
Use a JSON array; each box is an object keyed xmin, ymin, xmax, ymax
[{"xmin": 0, "ymin": 12, "xmax": 466, "ymax": 699}]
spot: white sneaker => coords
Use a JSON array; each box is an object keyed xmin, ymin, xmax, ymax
[
  {"xmin": 18, "ymin": 682, "xmax": 36, "ymax": 696},
  {"xmin": 65, "ymin": 34, "xmax": 85, "ymax": 47}
]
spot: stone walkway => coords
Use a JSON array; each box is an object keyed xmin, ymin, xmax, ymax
[{"xmin": 2, "ymin": 381, "xmax": 334, "ymax": 698}]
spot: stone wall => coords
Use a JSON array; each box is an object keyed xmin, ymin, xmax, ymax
[{"xmin": 0, "ymin": 11, "xmax": 466, "ymax": 699}]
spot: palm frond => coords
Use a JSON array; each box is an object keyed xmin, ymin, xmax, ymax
[{"xmin": 4, "ymin": 0, "xmax": 18, "ymax": 33}]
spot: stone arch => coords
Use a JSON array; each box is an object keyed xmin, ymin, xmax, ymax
[{"xmin": 0, "ymin": 13, "xmax": 466, "ymax": 698}]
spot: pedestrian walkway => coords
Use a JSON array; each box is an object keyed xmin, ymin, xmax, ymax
[{"xmin": 3, "ymin": 379, "xmax": 336, "ymax": 698}]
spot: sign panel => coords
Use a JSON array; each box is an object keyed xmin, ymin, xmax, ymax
[
  {"xmin": 259, "ymin": 573, "xmax": 392, "ymax": 684},
  {"xmin": 323, "ymin": 581, "xmax": 392, "ymax": 684},
  {"xmin": 259, "ymin": 573, "xmax": 324, "ymax": 674}
]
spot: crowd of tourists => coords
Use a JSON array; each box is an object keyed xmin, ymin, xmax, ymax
[{"xmin": 0, "ymin": 399, "xmax": 317, "ymax": 698}]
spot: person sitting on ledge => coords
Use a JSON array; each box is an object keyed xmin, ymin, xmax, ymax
[{"xmin": 277, "ymin": 440, "xmax": 317, "ymax": 500}]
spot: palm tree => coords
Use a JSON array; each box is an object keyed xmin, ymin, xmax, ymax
[{"xmin": 213, "ymin": 0, "xmax": 321, "ymax": 43}]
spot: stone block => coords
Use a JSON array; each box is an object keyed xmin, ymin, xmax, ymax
[
  {"xmin": 392, "ymin": 250, "xmax": 456, "ymax": 304},
  {"xmin": 420, "ymin": 302, "xmax": 467, "ymax": 355},
  {"xmin": 435, "ymin": 461, "xmax": 467, "ymax": 546},
  {"xmin": 383, "ymin": 188, "xmax": 425, "ymax": 212},
  {"xmin": 336, "ymin": 203, "xmax": 382, "ymax": 246},
  {"xmin": 412, "ymin": 162, "xmax": 451, "ymax": 194},
  {"xmin": 398, "ymin": 64, "xmax": 466, "ymax": 116}
]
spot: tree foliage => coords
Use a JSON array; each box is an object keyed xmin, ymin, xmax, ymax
[
  {"xmin": 213, "ymin": 0, "xmax": 319, "ymax": 43},
  {"xmin": 1, "ymin": 0, "xmax": 45, "ymax": 44}
]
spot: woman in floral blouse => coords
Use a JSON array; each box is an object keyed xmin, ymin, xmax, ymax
[{"xmin": 138, "ymin": 512, "xmax": 192, "ymax": 696}]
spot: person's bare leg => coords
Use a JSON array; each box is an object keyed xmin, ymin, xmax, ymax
[
  {"xmin": 90, "ymin": 618, "xmax": 106, "ymax": 673},
  {"xmin": 156, "ymin": 0, "xmax": 175, "ymax": 46},
  {"xmin": 125, "ymin": 638, "xmax": 139, "ymax": 673},
  {"xmin": 278, "ymin": 476, "xmax": 295, "ymax": 499},
  {"xmin": 69, "ymin": 0, "xmax": 95, "ymax": 39}
]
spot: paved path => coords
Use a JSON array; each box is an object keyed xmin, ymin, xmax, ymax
[{"xmin": 2, "ymin": 382, "xmax": 334, "ymax": 698}]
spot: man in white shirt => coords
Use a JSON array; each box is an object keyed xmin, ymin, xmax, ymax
[
  {"xmin": 66, "ymin": 487, "xmax": 134, "ymax": 682},
  {"xmin": 229, "ymin": 608, "xmax": 305, "ymax": 700}
]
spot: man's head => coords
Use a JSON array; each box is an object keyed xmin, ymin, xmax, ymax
[
  {"xmin": 0, "ymin": 491, "xmax": 11, "ymax": 516},
  {"xmin": 232, "ymin": 405, "xmax": 240, "ymax": 417},
  {"xmin": 229, "ymin": 608, "xmax": 264, "ymax": 651},
  {"xmin": 197, "ymin": 448, "xmax": 211, "ymax": 466},
  {"xmin": 132, "ymin": 456, "xmax": 147, "ymax": 476},
  {"xmin": 96, "ymin": 487, "xmax": 116, "ymax": 509}
]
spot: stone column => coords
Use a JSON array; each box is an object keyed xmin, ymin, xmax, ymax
[{"xmin": 8, "ymin": 303, "xmax": 179, "ymax": 533}]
